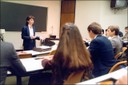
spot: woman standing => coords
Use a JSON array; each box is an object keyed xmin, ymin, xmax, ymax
[{"xmin": 21, "ymin": 15, "xmax": 40, "ymax": 50}]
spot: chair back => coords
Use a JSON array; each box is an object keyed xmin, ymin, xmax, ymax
[
  {"xmin": 122, "ymin": 47, "xmax": 127, "ymax": 52},
  {"xmin": 114, "ymin": 47, "xmax": 128, "ymax": 60},
  {"xmin": 109, "ymin": 61, "xmax": 127, "ymax": 73},
  {"xmin": 64, "ymin": 70, "xmax": 85, "ymax": 85},
  {"xmin": 114, "ymin": 52, "xmax": 123, "ymax": 59},
  {"xmin": 49, "ymin": 50, "xmax": 56, "ymax": 55}
]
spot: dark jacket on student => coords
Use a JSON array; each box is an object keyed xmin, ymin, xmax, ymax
[
  {"xmin": 89, "ymin": 35, "xmax": 116, "ymax": 77},
  {"xmin": 0, "ymin": 41, "xmax": 26, "ymax": 85}
]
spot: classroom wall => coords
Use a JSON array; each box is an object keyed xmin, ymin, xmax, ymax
[
  {"xmin": 75, "ymin": 1, "xmax": 128, "ymax": 39},
  {"xmin": 3, "ymin": 1, "xmax": 127, "ymax": 49},
  {"xmin": 3, "ymin": 1, "xmax": 61, "ymax": 49}
]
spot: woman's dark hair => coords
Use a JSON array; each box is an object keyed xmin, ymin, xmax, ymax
[{"xmin": 25, "ymin": 15, "xmax": 35, "ymax": 26}]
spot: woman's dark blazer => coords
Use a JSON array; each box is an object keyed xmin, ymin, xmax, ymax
[
  {"xmin": 21, "ymin": 26, "xmax": 36, "ymax": 50},
  {"xmin": 88, "ymin": 35, "xmax": 116, "ymax": 77}
]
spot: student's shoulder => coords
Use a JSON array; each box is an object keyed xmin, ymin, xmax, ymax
[{"xmin": 1, "ymin": 41, "xmax": 13, "ymax": 48}]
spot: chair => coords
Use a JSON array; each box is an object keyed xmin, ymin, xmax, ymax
[
  {"xmin": 49, "ymin": 50, "xmax": 56, "ymax": 55},
  {"xmin": 114, "ymin": 52, "xmax": 123, "ymax": 59},
  {"xmin": 122, "ymin": 47, "xmax": 127, "ymax": 52},
  {"xmin": 109, "ymin": 61, "xmax": 127, "ymax": 73},
  {"xmin": 64, "ymin": 70, "xmax": 85, "ymax": 85}
]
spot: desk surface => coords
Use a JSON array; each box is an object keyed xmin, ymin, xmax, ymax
[
  {"xmin": 7, "ymin": 57, "xmax": 44, "ymax": 75},
  {"xmin": 20, "ymin": 57, "xmax": 44, "ymax": 72},
  {"xmin": 17, "ymin": 45, "xmax": 58, "ymax": 56},
  {"xmin": 76, "ymin": 67, "xmax": 127, "ymax": 84}
]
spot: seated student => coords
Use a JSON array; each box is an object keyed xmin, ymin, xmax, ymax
[
  {"xmin": 101, "ymin": 29, "xmax": 104, "ymax": 35},
  {"xmin": 104, "ymin": 29, "xmax": 108, "ymax": 37},
  {"xmin": 29, "ymin": 23, "xmax": 93, "ymax": 85},
  {"xmin": 0, "ymin": 39, "xmax": 26, "ymax": 85},
  {"xmin": 87, "ymin": 22, "xmax": 116, "ymax": 77},
  {"xmin": 107, "ymin": 25, "xmax": 123, "ymax": 55},
  {"xmin": 122, "ymin": 26, "xmax": 128, "ymax": 41},
  {"xmin": 122, "ymin": 26, "xmax": 128, "ymax": 47},
  {"xmin": 118, "ymin": 30, "xmax": 123, "ymax": 37}
]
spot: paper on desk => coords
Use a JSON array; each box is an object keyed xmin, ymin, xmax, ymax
[
  {"xmin": 24, "ymin": 50, "xmax": 51, "ymax": 56},
  {"xmin": 37, "ymin": 45, "xmax": 51, "ymax": 49},
  {"xmin": 20, "ymin": 58, "xmax": 44, "ymax": 72},
  {"xmin": 110, "ymin": 67, "xmax": 127, "ymax": 79}
]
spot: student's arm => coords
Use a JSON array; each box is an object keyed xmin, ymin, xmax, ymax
[
  {"xmin": 9, "ymin": 43, "xmax": 26, "ymax": 76},
  {"xmin": 41, "ymin": 55, "xmax": 53, "ymax": 69}
]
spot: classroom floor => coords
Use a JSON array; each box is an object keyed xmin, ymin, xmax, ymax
[{"xmin": 5, "ymin": 76, "xmax": 29, "ymax": 85}]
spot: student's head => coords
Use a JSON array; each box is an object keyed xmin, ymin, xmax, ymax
[
  {"xmin": 53, "ymin": 23, "xmax": 93, "ymax": 71},
  {"xmin": 105, "ymin": 29, "xmax": 108, "ymax": 36},
  {"xmin": 25, "ymin": 15, "xmax": 35, "ymax": 26},
  {"xmin": 101, "ymin": 29, "xmax": 104, "ymax": 35},
  {"xmin": 87, "ymin": 22, "xmax": 102, "ymax": 39},
  {"xmin": 125, "ymin": 26, "xmax": 128, "ymax": 33},
  {"xmin": 107, "ymin": 25, "xmax": 119, "ymax": 37}
]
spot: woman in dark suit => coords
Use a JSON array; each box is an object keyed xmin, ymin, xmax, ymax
[{"xmin": 21, "ymin": 15, "xmax": 40, "ymax": 50}]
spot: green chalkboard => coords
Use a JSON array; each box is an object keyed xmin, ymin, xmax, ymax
[{"xmin": 1, "ymin": 1, "xmax": 47, "ymax": 32}]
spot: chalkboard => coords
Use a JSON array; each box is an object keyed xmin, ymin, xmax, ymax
[{"xmin": 1, "ymin": 1, "xmax": 47, "ymax": 32}]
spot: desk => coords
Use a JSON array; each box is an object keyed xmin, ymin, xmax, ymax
[
  {"xmin": 7, "ymin": 57, "xmax": 45, "ymax": 85},
  {"xmin": 17, "ymin": 45, "xmax": 54, "ymax": 57},
  {"xmin": 76, "ymin": 67, "xmax": 127, "ymax": 85},
  {"xmin": 7, "ymin": 57, "xmax": 44, "ymax": 73},
  {"xmin": 24, "ymin": 50, "xmax": 51, "ymax": 56},
  {"xmin": 20, "ymin": 57, "xmax": 44, "ymax": 72}
]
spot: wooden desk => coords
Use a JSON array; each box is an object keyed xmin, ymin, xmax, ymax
[{"xmin": 17, "ymin": 51, "xmax": 32, "ymax": 58}]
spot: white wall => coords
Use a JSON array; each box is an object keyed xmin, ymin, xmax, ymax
[
  {"xmin": 3, "ymin": 1, "xmax": 61, "ymax": 49},
  {"xmin": 75, "ymin": 1, "xmax": 128, "ymax": 39}
]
